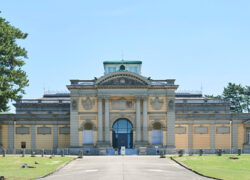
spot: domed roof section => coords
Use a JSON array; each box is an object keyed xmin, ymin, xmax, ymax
[{"xmin": 95, "ymin": 71, "xmax": 150, "ymax": 87}]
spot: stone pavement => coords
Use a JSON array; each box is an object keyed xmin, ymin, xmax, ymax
[{"xmin": 42, "ymin": 156, "xmax": 210, "ymax": 180}]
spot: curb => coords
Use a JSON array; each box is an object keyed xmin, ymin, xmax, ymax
[
  {"xmin": 170, "ymin": 157, "xmax": 222, "ymax": 180},
  {"xmin": 36, "ymin": 157, "xmax": 78, "ymax": 179}
]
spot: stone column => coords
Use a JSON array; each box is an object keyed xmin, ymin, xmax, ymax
[
  {"xmin": 188, "ymin": 124, "xmax": 193, "ymax": 151},
  {"xmin": 210, "ymin": 123, "xmax": 215, "ymax": 151},
  {"xmin": 136, "ymin": 97, "xmax": 141, "ymax": 142},
  {"xmin": 98, "ymin": 98, "xmax": 103, "ymax": 142},
  {"xmin": 167, "ymin": 97, "xmax": 175, "ymax": 149},
  {"xmin": 232, "ymin": 121, "xmax": 238, "ymax": 153},
  {"xmin": 142, "ymin": 97, "xmax": 148, "ymax": 142},
  {"xmin": 53, "ymin": 125, "xmax": 58, "ymax": 149},
  {"xmin": 31, "ymin": 125, "xmax": 36, "ymax": 150},
  {"xmin": 104, "ymin": 97, "xmax": 110, "ymax": 143},
  {"xmin": 70, "ymin": 98, "xmax": 79, "ymax": 147}
]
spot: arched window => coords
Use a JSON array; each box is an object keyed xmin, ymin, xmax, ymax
[
  {"xmin": 120, "ymin": 65, "xmax": 125, "ymax": 71},
  {"xmin": 82, "ymin": 122, "xmax": 94, "ymax": 144},
  {"xmin": 152, "ymin": 122, "xmax": 163, "ymax": 144}
]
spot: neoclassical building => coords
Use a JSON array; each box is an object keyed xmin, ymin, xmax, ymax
[{"xmin": 0, "ymin": 60, "xmax": 250, "ymax": 154}]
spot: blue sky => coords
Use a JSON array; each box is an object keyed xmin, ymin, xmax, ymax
[{"xmin": 1, "ymin": 0, "xmax": 250, "ymax": 111}]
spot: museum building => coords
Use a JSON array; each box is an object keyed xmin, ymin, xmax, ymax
[{"xmin": 0, "ymin": 60, "xmax": 250, "ymax": 154}]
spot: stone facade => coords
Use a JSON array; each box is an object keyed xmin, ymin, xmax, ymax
[{"xmin": 0, "ymin": 60, "xmax": 250, "ymax": 154}]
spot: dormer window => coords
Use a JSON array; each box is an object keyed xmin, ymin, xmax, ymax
[{"xmin": 120, "ymin": 65, "xmax": 125, "ymax": 70}]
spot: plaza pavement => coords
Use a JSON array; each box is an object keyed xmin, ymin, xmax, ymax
[{"xmin": 42, "ymin": 156, "xmax": 210, "ymax": 180}]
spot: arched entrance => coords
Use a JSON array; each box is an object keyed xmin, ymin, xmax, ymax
[{"xmin": 112, "ymin": 119, "xmax": 133, "ymax": 149}]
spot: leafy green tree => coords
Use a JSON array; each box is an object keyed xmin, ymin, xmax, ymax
[
  {"xmin": 222, "ymin": 83, "xmax": 244, "ymax": 113},
  {"xmin": 206, "ymin": 83, "xmax": 250, "ymax": 113},
  {"xmin": 0, "ymin": 14, "xmax": 29, "ymax": 112},
  {"xmin": 242, "ymin": 86, "xmax": 250, "ymax": 113}
]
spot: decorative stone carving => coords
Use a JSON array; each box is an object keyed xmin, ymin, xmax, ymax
[
  {"xmin": 71, "ymin": 99, "xmax": 78, "ymax": 111},
  {"xmin": 16, "ymin": 127, "xmax": 29, "ymax": 134},
  {"xmin": 175, "ymin": 126, "xmax": 186, "ymax": 134},
  {"xmin": 111, "ymin": 98, "xmax": 134, "ymax": 110},
  {"xmin": 99, "ymin": 77, "xmax": 147, "ymax": 86},
  {"xmin": 81, "ymin": 97, "xmax": 95, "ymax": 110},
  {"xmin": 79, "ymin": 122, "xmax": 97, "ymax": 131},
  {"xmin": 195, "ymin": 126, "xmax": 208, "ymax": 134},
  {"xmin": 216, "ymin": 126, "xmax": 230, "ymax": 134},
  {"xmin": 37, "ymin": 127, "xmax": 51, "ymax": 134},
  {"xmin": 150, "ymin": 97, "xmax": 164, "ymax": 110},
  {"xmin": 59, "ymin": 127, "xmax": 70, "ymax": 134},
  {"xmin": 168, "ymin": 100, "xmax": 174, "ymax": 111}
]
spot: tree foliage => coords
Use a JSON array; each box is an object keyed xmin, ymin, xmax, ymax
[
  {"xmin": 0, "ymin": 14, "xmax": 29, "ymax": 112},
  {"xmin": 206, "ymin": 83, "xmax": 250, "ymax": 113}
]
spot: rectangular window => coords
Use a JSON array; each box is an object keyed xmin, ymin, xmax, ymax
[
  {"xmin": 21, "ymin": 142, "xmax": 26, "ymax": 149},
  {"xmin": 129, "ymin": 67, "xmax": 138, "ymax": 73},
  {"xmin": 108, "ymin": 67, "xmax": 116, "ymax": 73}
]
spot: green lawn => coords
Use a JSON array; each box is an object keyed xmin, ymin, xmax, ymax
[
  {"xmin": 0, "ymin": 155, "xmax": 75, "ymax": 180},
  {"xmin": 172, "ymin": 154, "xmax": 250, "ymax": 180}
]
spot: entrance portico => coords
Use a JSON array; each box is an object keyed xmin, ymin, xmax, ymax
[{"xmin": 67, "ymin": 68, "xmax": 178, "ymax": 152}]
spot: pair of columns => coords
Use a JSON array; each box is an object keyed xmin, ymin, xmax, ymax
[
  {"xmin": 136, "ymin": 97, "xmax": 148, "ymax": 143},
  {"xmin": 97, "ymin": 97, "xmax": 148, "ymax": 144},
  {"xmin": 97, "ymin": 97, "xmax": 109, "ymax": 142}
]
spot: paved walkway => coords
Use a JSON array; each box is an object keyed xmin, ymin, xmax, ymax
[{"xmin": 42, "ymin": 156, "xmax": 210, "ymax": 180}]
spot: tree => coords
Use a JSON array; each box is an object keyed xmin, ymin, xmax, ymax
[
  {"xmin": 206, "ymin": 83, "xmax": 250, "ymax": 113},
  {"xmin": 0, "ymin": 13, "xmax": 29, "ymax": 112},
  {"xmin": 222, "ymin": 83, "xmax": 245, "ymax": 113}
]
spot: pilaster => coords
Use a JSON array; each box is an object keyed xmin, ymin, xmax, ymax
[
  {"xmin": 104, "ymin": 97, "xmax": 110, "ymax": 143},
  {"xmin": 188, "ymin": 124, "xmax": 193, "ymax": 150},
  {"xmin": 31, "ymin": 125, "xmax": 36, "ymax": 150},
  {"xmin": 136, "ymin": 97, "xmax": 141, "ymax": 142},
  {"xmin": 166, "ymin": 98, "xmax": 175, "ymax": 149},
  {"xmin": 70, "ymin": 98, "xmax": 79, "ymax": 147},
  {"xmin": 232, "ymin": 122, "xmax": 238, "ymax": 152},
  {"xmin": 98, "ymin": 97, "xmax": 103, "ymax": 142},
  {"xmin": 53, "ymin": 125, "xmax": 58, "ymax": 149},
  {"xmin": 142, "ymin": 97, "xmax": 148, "ymax": 143},
  {"xmin": 210, "ymin": 123, "xmax": 215, "ymax": 149},
  {"xmin": 8, "ymin": 122, "xmax": 14, "ymax": 152}
]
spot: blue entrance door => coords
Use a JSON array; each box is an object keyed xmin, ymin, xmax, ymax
[{"xmin": 112, "ymin": 119, "xmax": 133, "ymax": 149}]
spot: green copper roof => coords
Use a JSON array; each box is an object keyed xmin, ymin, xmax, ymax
[{"xmin": 103, "ymin": 60, "xmax": 142, "ymax": 65}]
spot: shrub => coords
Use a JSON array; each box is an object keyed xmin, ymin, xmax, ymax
[
  {"xmin": 199, "ymin": 149, "xmax": 203, "ymax": 156},
  {"xmin": 61, "ymin": 149, "xmax": 65, "ymax": 157},
  {"xmin": 78, "ymin": 150, "xmax": 83, "ymax": 158},
  {"xmin": 178, "ymin": 149, "xmax": 184, "ymax": 157},
  {"xmin": 160, "ymin": 150, "xmax": 166, "ymax": 158},
  {"xmin": 217, "ymin": 149, "xmax": 222, "ymax": 156},
  {"xmin": 238, "ymin": 149, "xmax": 241, "ymax": 156}
]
